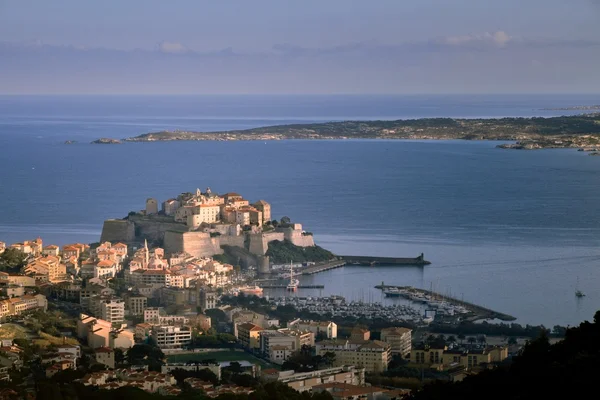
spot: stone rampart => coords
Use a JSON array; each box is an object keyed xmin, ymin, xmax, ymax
[
  {"xmin": 218, "ymin": 235, "xmax": 245, "ymax": 248},
  {"xmin": 164, "ymin": 231, "xmax": 223, "ymax": 258},
  {"xmin": 100, "ymin": 220, "xmax": 135, "ymax": 243}
]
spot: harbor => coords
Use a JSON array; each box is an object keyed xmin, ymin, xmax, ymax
[
  {"xmin": 375, "ymin": 284, "xmax": 516, "ymax": 322},
  {"xmin": 268, "ymin": 295, "xmax": 428, "ymax": 324}
]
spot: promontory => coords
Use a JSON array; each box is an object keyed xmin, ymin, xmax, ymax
[{"xmin": 118, "ymin": 113, "xmax": 600, "ymax": 150}]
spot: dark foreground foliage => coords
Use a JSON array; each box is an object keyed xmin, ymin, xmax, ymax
[{"xmin": 409, "ymin": 311, "xmax": 600, "ymax": 400}]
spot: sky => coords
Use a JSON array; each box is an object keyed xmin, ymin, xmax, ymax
[{"xmin": 1, "ymin": 0, "xmax": 600, "ymax": 94}]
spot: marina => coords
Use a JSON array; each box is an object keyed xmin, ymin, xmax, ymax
[
  {"xmin": 268, "ymin": 295, "xmax": 428, "ymax": 325},
  {"xmin": 375, "ymin": 284, "xmax": 516, "ymax": 322}
]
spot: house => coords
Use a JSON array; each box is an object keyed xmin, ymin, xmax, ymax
[{"xmin": 94, "ymin": 347, "xmax": 115, "ymax": 369}]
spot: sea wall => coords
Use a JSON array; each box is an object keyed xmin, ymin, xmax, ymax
[
  {"xmin": 164, "ymin": 231, "xmax": 223, "ymax": 258},
  {"xmin": 100, "ymin": 220, "xmax": 135, "ymax": 243}
]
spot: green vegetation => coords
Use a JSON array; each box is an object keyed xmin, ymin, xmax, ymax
[
  {"xmin": 265, "ymin": 239, "xmax": 335, "ymax": 263},
  {"xmin": 127, "ymin": 344, "xmax": 166, "ymax": 371},
  {"xmin": 0, "ymin": 248, "xmax": 27, "ymax": 271},
  {"xmin": 409, "ymin": 311, "xmax": 600, "ymax": 400},
  {"xmin": 0, "ymin": 323, "xmax": 31, "ymax": 339}
]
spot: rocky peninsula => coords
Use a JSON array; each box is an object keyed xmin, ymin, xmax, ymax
[{"xmin": 117, "ymin": 113, "xmax": 600, "ymax": 151}]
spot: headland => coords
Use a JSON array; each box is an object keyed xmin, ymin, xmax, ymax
[{"xmin": 113, "ymin": 113, "xmax": 600, "ymax": 152}]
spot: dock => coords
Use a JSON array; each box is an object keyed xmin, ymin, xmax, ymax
[
  {"xmin": 342, "ymin": 253, "xmax": 430, "ymax": 266},
  {"xmin": 300, "ymin": 260, "xmax": 346, "ymax": 275},
  {"xmin": 375, "ymin": 284, "xmax": 516, "ymax": 321}
]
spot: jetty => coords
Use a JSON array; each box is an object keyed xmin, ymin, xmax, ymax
[
  {"xmin": 300, "ymin": 260, "xmax": 346, "ymax": 275},
  {"xmin": 375, "ymin": 284, "xmax": 516, "ymax": 322},
  {"xmin": 342, "ymin": 253, "xmax": 430, "ymax": 266}
]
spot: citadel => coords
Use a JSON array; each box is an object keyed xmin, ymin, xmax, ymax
[{"xmin": 101, "ymin": 188, "xmax": 315, "ymax": 271}]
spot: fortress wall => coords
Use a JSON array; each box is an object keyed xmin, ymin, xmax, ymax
[
  {"xmin": 133, "ymin": 219, "xmax": 188, "ymax": 245},
  {"xmin": 218, "ymin": 235, "xmax": 245, "ymax": 248},
  {"xmin": 164, "ymin": 231, "xmax": 222, "ymax": 258},
  {"xmin": 289, "ymin": 235, "xmax": 315, "ymax": 247},
  {"xmin": 249, "ymin": 232, "xmax": 285, "ymax": 255},
  {"xmin": 100, "ymin": 220, "xmax": 135, "ymax": 243}
]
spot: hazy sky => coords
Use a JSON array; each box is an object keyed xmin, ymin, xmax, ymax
[{"xmin": 1, "ymin": 0, "xmax": 600, "ymax": 94}]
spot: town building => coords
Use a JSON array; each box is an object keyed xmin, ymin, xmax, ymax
[
  {"xmin": 125, "ymin": 294, "xmax": 147, "ymax": 316},
  {"xmin": 151, "ymin": 326, "xmax": 192, "ymax": 350},
  {"xmin": 94, "ymin": 347, "xmax": 115, "ymax": 369},
  {"xmin": 411, "ymin": 344, "xmax": 509, "ymax": 371},
  {"xmin": 89, "ymin": 296, "xmax": 125, "ymax": 325},
  {"xmin": 261, "ymin": 366, "xmax": 365, "ymax": 393},
  {"xmin": 288, "ymin": 319, "xmax": 338, "ymax": 339},
  {"xmin": 259, "ymin": 329, "xmax": 315, "ymax": 364},
  {"xmin": 316, "ymin": 340, "xmax": 392, "ymax": 373},
  {"xmin": 350, "ymin": 328, "xmax": 371, "ymax": 341},
  {"xmin": 237, "ymin": 323, "xmax": 263, "ymax": 349},
  {"xmin": 380, "ymin": 327, "xmax": 412, "ymax": 357}
]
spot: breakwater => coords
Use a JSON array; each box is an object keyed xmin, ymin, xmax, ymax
[
  {"xmin": 375, "ymin": 284, "xmax": 516, "ymax": 322},
  {"xmin": 342, "ymin": 253, "xmax": 430, "ymax": 266},
  {"xmin": 300, "ymin": 260, "xmax": 346, "ymax": 275}
]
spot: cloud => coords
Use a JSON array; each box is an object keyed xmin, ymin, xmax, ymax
[
  {"xmin": 156, "ymin": 41, "xmax": 188, "ymax": 54},
  {"xmin": 437, "ymin": 31, "xmax": 512, "ymax": 48}
]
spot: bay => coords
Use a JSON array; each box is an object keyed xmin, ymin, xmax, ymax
[{"xmin": 1, "ymin": 94, "xmax": 600, "ymax": 327}]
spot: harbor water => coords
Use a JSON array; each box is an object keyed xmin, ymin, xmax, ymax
[{"xmin": 1, "ymin": 94, "xmax": 600, "ymax": 327}]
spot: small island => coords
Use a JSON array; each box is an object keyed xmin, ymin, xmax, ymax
[
  {"xmin": 64, "ymin": 140, "xmax": 77, "ymax": 144},
  {"xmin": 91, "ymin": 138, "xmax": 121, "ymax": 144}
]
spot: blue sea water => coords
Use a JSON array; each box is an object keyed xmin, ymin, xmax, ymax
[{"xmin": 1, "ymin": 94, "xmax": 600, "ymax": 326}]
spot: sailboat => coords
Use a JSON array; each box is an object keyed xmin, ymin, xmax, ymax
[
  {"xmin": 575, "ymin": 277, "xmax": 585, "ymax": 298},
  {"xmin": 286, "ymin": 261, "xmax": 299, "ymax": 291}
]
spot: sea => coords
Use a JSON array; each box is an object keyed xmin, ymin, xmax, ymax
[{"xmin": 1, "ymin": 94, "xmax": 600, "ymax": 327}]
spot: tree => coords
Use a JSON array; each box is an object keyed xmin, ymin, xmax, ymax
[
  {"xmin": 126, "ymin": 344, "xmax": 165, "ymax": 371},
  {"xmin": 280, "ymin": 216, "xmax": 291, "ymax": 225},
  {"xmin": 477, "ymin": 335, "xmax": 487, "ymax": 345},
  {"xmin": 0, "ymin": 248, "xmax": 28, "ymax": 271},
  {"xmin": 508, "ymin": 337, "xmax": 518, "ymax": 345},
  {"xmin": 457, "ymin": 333, "xmax": 465, "ymax": 344},
  {"xmin": 467, "ymin": 337, "xmax": 476, "ymax": 346},
  {"xmin": 447, "ymin": 335, "xmax": 457, "ymax": 345}
]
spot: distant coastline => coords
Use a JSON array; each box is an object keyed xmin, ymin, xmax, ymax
[{"xmin": 108, "ymin": 113, "xmax": 600, "ymax": 151}]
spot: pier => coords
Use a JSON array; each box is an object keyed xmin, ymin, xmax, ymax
[
  {"xmin": 342, "ymin": 253, "xmax": 430, "ymax": 266},
  {"xmin": 375, "ymin": 284, "xmax": 516, "ymax": 321},
  {"xmin": 300, "ymin": 260, "xmax": 346, "ymax": 275}
]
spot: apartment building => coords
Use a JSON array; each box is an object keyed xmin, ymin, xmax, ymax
[
  {"xmin": 237, "ymin": 323, "xmax": 263, "ymax": 349},
  {"xmin": 125, "ymin": 295, "xmax": 147, "ymax": 316},
  {"xmin": 316, "ymin": 340, "xmax": 392, "ymax": 373},
  {"xmin": 380, "ymin": 327, "xmax": 412, "ymax": 357},
  {"xmin": 151, "ymin": 326, "xmax": 192, "ymax": 350}
]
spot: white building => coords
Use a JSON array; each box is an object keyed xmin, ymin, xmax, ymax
[{"xmin": 152, "ymin": 326, "xmax": 192, "ymax": 350}]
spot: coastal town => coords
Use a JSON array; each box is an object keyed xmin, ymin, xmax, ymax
[{"xmin": 0, "ymin": 188, "xmax": 550, "ymax": 399}]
